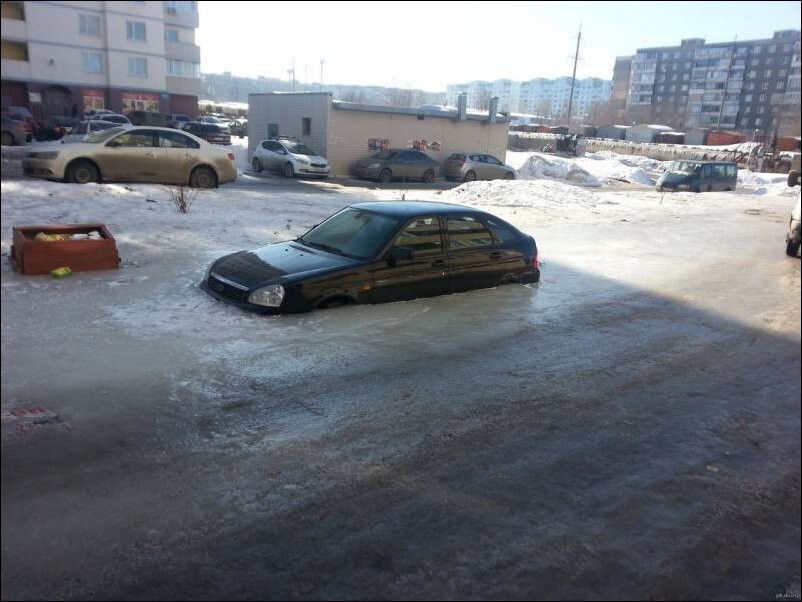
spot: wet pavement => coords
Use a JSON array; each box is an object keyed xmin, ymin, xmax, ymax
[{"xmin": 1, "ymin": 187, "xmax": 800, "ymax": 600}]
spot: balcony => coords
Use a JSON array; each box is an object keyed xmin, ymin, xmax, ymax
[
  {"xmin": 164, "ymin": 8, "xmax": 199, "ymax": 28},
  {"xmin": 0, "ymin": 17, "xmax": 27, "ymax": 40},
  {"xmin": 166, "ymin": 75, "xmax": 201, "ymax": 96},
  {"xmin": 0, "ymin": 58, "xmax": 30, "ymax": 80},
  {"xmin": 165, "ymin": 41, "xmax": 200, "ymax": 62}
]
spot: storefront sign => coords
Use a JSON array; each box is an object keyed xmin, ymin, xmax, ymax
[
  {"xmin": 82, "ymin": 89, "xmax": 105, "ymax": 112},
  {"xmin": 28, "ymin": 92, "xmax": 41, "ymax": 103},
  {"xmin": 121, "ymin": 92, "xmax": 159, "ymax": 113}
]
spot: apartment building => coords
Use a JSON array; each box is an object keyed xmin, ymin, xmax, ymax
[
  {"xmin": 616, "ymin": 30, "xmax": 801, "ymax": 134},
  {"xmin": 1, "ymin": 0, "xmax": 201, "ymax": 118},
  {"xmin": 446, "ymin": 77, "xmax": 611, "ymax": 119}
]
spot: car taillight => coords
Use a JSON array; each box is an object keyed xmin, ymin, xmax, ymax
[
  {"xmin": 458, "ymin": 157, "xmax": 465, "ymax": 165},
  {"xmin": 227, "ymin": 153, "xmax": 235, "ymax": 161},
  {"xmin": 533, "ymin": 251, "xmax": 540, "ymax": 269}
]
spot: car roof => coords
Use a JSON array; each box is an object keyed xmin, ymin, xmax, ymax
[{"xmin": 350, "ymin": 201, "xmax": 478, "ymax": 217}]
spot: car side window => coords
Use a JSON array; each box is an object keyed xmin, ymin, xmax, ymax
[
  {"xmin": 261, "ymin": 141, "xmax": 271, "ymax": 150},
  {"xmin": 447, "ymin": 216, "xmax": 494, "ymax": 250},
  {"xmin": 395, "ymin": 152, "xmax": 411, "ymax": 162},
  {"xmin": 485, "ymin": 155, "xmax": 503, "ymax": 166},
  {"xmin": 713, "ymin": 165, "xmax": 727, "ymax": 179},
  {"xmin": 701, "ymin": 165, "xmax": 712, "ymax": 178},
  {"xmin": 393, "ymin": 216, "xmax": 443, "ymax": 256},
  {"xmin": 726, "ymin": 165, "xmax": 737, "ymax": 177},
  {"xmin": 159, "ymin": 131, "xmax": 199, "ymax": 149},
  {"xmin": 109, "ymin": 130, "xmax": 155, "ymax": 147},
  {"xmin": 469, "ymin": 154, "xmax": 483, "ymax": 162},
  {"xmin": 484, "ymin": 217, "xmax": 518, "ymax": 243}
]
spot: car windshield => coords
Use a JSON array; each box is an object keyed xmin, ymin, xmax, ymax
[
  {"xmin": 373, "ymin": 150, "xmax": 398, "ymax": 160},
  {"xmin": 298, "ymin": 208, "xmax": 401, "ymax": 259},
  {"xmin": 85, "ymin": 127, "xmax": 125, "ymax": 143},
  {"xmin": 668, "ymin": 161, "xmax": 702, "ymax": 174},
  {"xmin": 287, "ymin": 144, "xmax": 317, "ymax": 156}
]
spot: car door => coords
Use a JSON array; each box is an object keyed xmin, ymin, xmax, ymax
[
  {"xmin": 370, "ymin": 215, "xmax": 449, "ymax": 303},
  {"xmin": 445, "ymin": 214, "xmax": 501, "ymax": 292},
  {"xmin": 157, "ymin": 130, "xmax": 201, "ymax": 185},
  {"xmin": 264, "ymin": 141, "xmax": 287, "ymax": 171},
  {"xmin": 483, "ymin": 154, "xmax": 506, "ymax": 179},
  {"xmin": 98, "ymin": 129, "xmax": 160, "ymax": 182},
  {"xmin": 699, "ymin": 164, "xmax": 713, "ymax": 191},
  {"xmin": 391, "ymin": 151, "xmax": 415, "ymax": 179}
]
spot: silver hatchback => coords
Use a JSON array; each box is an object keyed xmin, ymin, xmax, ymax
[{"xmin": 443, "ymin": 153, "xmax": 516, "ymax": 182}]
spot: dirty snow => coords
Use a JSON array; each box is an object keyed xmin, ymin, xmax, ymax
[{"xmin": 516, "ymin": 153, "xmax": 602, "ymax": 187}]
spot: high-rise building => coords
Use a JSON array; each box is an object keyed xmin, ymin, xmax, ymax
[
  {"xmin": 1, "ymin": 1, "xmax": 201, "ymax": 117},
  {"xmin": 616, "ymin": 30, "xmax": 801, "ymax": 134},
  {"xmin": 446, "ymin": 77, "xmax": 611, "ymax": 119}
]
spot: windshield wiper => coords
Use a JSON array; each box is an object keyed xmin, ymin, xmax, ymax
[{"xmin": 299, "ymin": 239, "xmax": 343, "ymax": 255}]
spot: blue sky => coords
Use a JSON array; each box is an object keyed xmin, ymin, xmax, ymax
[{"xmin": 197, "ymin": 1, "xmax": 801, "ymax": 91}]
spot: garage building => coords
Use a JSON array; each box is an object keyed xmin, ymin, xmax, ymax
[{"xmin": 247, "ymin": 92, "xmax": 510, "ymax": 177}]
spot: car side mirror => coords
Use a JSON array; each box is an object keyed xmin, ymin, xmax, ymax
[{"xmin": 388, "ymin": 246, "xmax": 415, "ymax": 264}]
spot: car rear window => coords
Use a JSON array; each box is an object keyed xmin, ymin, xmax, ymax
[
  {"xmin": 201, "ymin": 124, "xmax": 224, "ymax": 133},
  {"xmin": 447, "ymin": 216, "xmax": 494, "ymax": 250},
  {"xmin": 448, "ymin": 154, "xmax": 466, "ymax": 160}
]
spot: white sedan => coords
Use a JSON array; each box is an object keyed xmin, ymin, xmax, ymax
[{"xmin": 251, "ymin": 139, "xmax": 330, "ymax": 178}]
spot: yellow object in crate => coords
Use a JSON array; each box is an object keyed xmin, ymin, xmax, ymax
[
  {"xmin": 50, "ymin": 267, "xmax": 72, "ymax": 278},
  {"xmin": 35, "ymin": 232, "xmax": 68, "ymax": 242}
]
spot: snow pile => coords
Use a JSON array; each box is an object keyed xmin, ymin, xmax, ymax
[
  {"xmin": 737, "ymin": 170, "xmax": 795, "ymax": 196},
  {"xmin": 584, "ymin": 150, "xmax": 663, "ymax": 173},
  {"xmin": 576, "ymin": 154, "xmax": 655, "ymax": 185},
  {"xmin": 517, "ymin": 153, "xmax": 602, "ymax": 187}
]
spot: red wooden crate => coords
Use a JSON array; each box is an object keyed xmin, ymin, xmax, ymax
[{"xmin": 10, "ymin": 224, "xmax": 120, "ymax": 275}]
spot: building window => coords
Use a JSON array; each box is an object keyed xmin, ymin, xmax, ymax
[
  {"xmin": 766, "ymin": 57, "xmax": 774, "ymax": 65},
  {"xmin": 1, "ymin": 40, "xmax": 28, "ymax": 61},
  {"xmin": 753, "ymin": 46, "xmax": 763, "ymax": 54},
  {"xmin": 127, "ymin": 57, "xmax": 148, "ymax": 77},
  {"xmin": 768, "ymin": 45, "xmax": 777, "ymax": 53},
  {"xmin": 164, "ymin": 1, "xmax": 197, "ymax": 13},
  {"xmin": 776, "ymin": 81, "xmax": 785, "ymax": 90},
  {"xmin": 268, "ymin": 123, "xmax": 279, "ymax": 138},
  {"xmin": 755, "ymin": 118, "xmax": 762, "ymax": 126},
  {"xmin": 79, "ymin": 14, "xmax": 101, "ymax": 36},
  {"xmin": 302, "ymin": 117, "xmax": 311, "ymax": 134},
  {"xmin": 745, "ymin": 94, "xmax": 752, "ymax": 101},
  {"xmin": 126, "ymin": 21, "xmax": 146, "ymax": 41},
  {"xmin": 82, "ymin": 52, "xmax": 102, "ymax": 73},
  {"xmin": 778, "ymin": 69, "xmax": 787, "ymax": 77},
  {"xmin": 165, "ymin": 28, "xmax": 179, "ymax": 42},
  {"xmin": 166, "ymin": 59, "xmax": 198, "ymax": 77}
]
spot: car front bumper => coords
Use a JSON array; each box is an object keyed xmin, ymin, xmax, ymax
[
  {"xmin": 22, "ymin": 158, "xmax": 61, "ymax": 179},
  {"xmin": 298, "ymin": 165, "xmax": 330, "ymax": 176}
]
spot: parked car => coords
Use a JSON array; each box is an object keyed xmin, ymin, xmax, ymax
[
  {"xmin": 166, "ymin": 113, "xmax": 192, "ymax": 129},
  {"xmin": 443, "ymin": 153, "xmax": 516, "ymax": 182},
  {"xmin": 182, "ymin": 122, "xmax": 231, "ymax": 145},
  {"xmin": 2, "ymin": 106, "xmax": 36, "ymax": 141},
  {"xmin": 22, "ymin": 126, "xmax": 237, "ymax": 188},
  {"xmin": 33, "ymin": 115, "xmax": 77, "ymax": 141},
  {"xmin": 352, "ymin": 149, "xmax": 440, "ymax": 183},
  {"xmin": 85, "ymin": 109, "xmax": 116, "ymax": 118},
  {"xmin": 202, "ymin": 201, "xmax": 540, "ymax": 313},
  {"xmin": 656, "ymin": 160, "xmax": 738, "ymax": 192},
  {"xmin": 252, "ymin": 138, "xmax": 330, "ymax": 178},
  {"xmin": 98, "ymin": 114, "xmax": 131, "ymax": 125},
  {"xmin": 198, "ymin": 115, "xmax": 230, "ymax": 133},
  {"xmin": 126, "ymin": 111, "xmax": 171, "ymax": 127},
  {"xmin": 61, "ymin": 119, "xmax": 123, "ymax": 143},
  {"xmin": 229, "ymin": 119, "xmax": 247, "ymax": 138},
  {"xmin": 787, "ymin": 170, "xmax": 801, "ymax": 257},
  {"xmin": 1, "ymin": 115, "xmax": 28, "ymax": 146}
]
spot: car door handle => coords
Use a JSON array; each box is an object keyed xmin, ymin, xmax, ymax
[{"xmin": 431, "ymin": 259, "xmax": 447, "ymax": 268}]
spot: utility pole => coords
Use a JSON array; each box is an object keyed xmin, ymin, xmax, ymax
[
  {"xmin": 304, "ymin": 63, "xmax": 308, "ymax": 87},
  {"xmin": 566, "ymin": 24, "xmax": 582, "ymax": 127},
  {"xmin": 319, "ymin": 59, "xmax": 325, "ymax": 91}
]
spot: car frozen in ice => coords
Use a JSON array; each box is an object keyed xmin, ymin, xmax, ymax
[
  {"xmin": 787, "ymin": 169, "xmax": 801, "ymax": 257},
  {"xmin": 251, "ymin": 138, "xmax": 330, "ymax": 178},
  {"xmin": 23, "ymin": 126, "xmax": 237, "ymax": 187},
  {"xmin": 202, "ymin": 201, "xmax": 540, "ymax": 313}
]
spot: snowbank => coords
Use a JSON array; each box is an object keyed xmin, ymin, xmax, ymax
[
  {"xmin": 517, "ymin": 153, "xmax": 602, "ymax": 187},
  {"xmin": 737, "ymin": 170, "xmax": 795, "ymax": 196}
]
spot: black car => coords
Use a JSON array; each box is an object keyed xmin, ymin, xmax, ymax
[
  {"xmin": 127, "ymin": 111, "xmax": 171, "ymax": 127},
  {"xmin": 202, "ymin": 201, "xmax": 540, "ymax": 313},
  {"xmin": 182, "ymin": 122, "xmax": 231, "ymax": 145}
]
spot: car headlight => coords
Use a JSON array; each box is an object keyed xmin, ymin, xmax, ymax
[
  {"xmin": 29, "ymin": 151, "xmax": 59, "ymax": 159},
  {"xmin": 248, "ymin": 284, "xmax": 285, "ymax": 307},
  {"xmin": 366, "ymin": 162, "xmax": 381, "ymax": 169}
]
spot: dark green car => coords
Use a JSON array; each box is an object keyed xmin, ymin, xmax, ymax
[{"xmin": 657, "ymin": 160, "xmax": 738, "ymax": 192}]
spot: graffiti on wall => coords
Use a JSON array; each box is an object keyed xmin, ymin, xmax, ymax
[
  {"xmin": 411, "ymin": 139, "xmax": 442, "ymax": 152},
  {"xmin": 368, "ymin": 138, "xmax": 390, "ymax": 152}
]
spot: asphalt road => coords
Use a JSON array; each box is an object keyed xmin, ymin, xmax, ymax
[{"xmin": 1, "ymin": 190, "xmax": 800, "ymax": 600}]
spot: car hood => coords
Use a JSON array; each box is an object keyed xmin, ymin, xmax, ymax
[
  {"xmin": 210, "ymin": 241, "xmax": 356, "ymax": 288},
  {"xmin": 294, "ymin": 153, "xmax": 327, "ymax": 163}
]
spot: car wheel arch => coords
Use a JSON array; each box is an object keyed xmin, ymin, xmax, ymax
[
  {"xmin": 65, "ymin": 157, "xmax": 103, "ymax": 183},
  {"xmin": 189, "ymin": 163, "xmax": 220, "ymax": 187},
  {"xmin": 315, "ymin": 293, "xmax": 356, "ymax": 309}
]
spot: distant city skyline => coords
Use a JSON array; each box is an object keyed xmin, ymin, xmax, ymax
[{"xmin": 197, "ymin": 1, "xmax": 801, "ymax": 91}]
